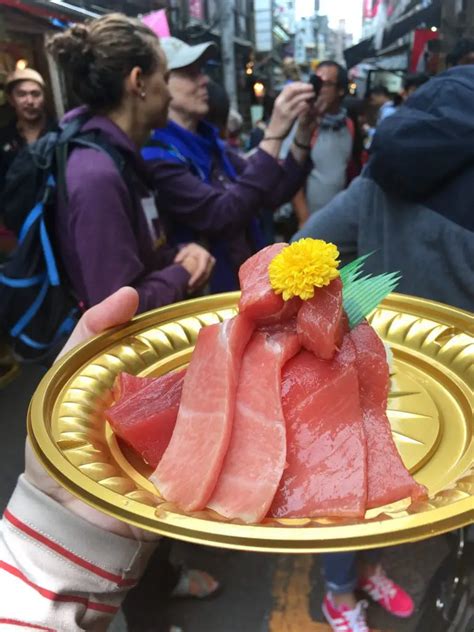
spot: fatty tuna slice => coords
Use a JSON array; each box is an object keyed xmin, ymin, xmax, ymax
[
  {"xmin": 296, "ymin": 278, "xmax": 343, "ymax": 360},
  {"xmin": 350, "ymin": 322, "xmax": 426, "ymax": 508},
  {"xmin": 207, "ymin": 322, "xmax": 300, "ymax": 523},
  {"xmin": 238, "ymin": 243, "xmax": 300, "ymax": 324},
  {"xmin": 270, "ymin": 336, "xmax": 367, "ymax": 519},
  {"xmin": 105, "ymin": 369, "xmax": 186, "ymax": 468},
  {"xmin": 151, "ymin": 315, "xmax": 254, "ymax": 512}
]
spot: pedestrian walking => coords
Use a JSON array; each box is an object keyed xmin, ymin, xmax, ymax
[
  {"xmin": 401, "ymin": 72, "xmax": 429, "ymax": 101},
  {"xmin": 0, "ymin": 69, "xmax": 55, "ymax": 383},
  {"xmin": 290, "ymin": 61, "xmax": 362, "ymax": 225},
  {"xmin": 369, "ymin": 85, "xmax": 398, "ymax": 124},
  {"xmin": 143, "ymin": 36, "xmax": 317, "ymax": 292},
  {"xmin": 0, "ymin": 68, "xmax": 54, "ymax": 198},
  {"xmin": 294, "ymin": 65, "xmax": 474, "ymax": 312},
  {"xmin": 47, "ymin": 15, "xmax": 214, "ymax": 312}
]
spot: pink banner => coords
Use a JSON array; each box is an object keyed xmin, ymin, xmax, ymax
[
  {"xmin": 142, "ymin": 10, "xmax": 170, "ymax": 38},
  {"xmin": 363, "ymin": 0, "xmax": 381, "ymax": 19},
  {"xmin": 189, "ymin": 0, "xmax": 204, "ymax": 21}
]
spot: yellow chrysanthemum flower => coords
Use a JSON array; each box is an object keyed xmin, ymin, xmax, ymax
[{"xmin": 268, "ymin": 238, "xmax": 340, "ymax": 301}]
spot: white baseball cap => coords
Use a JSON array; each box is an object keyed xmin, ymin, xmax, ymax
[{"xmin": 160, "ymin": 36, "xmax": 217, "ymax": 71}]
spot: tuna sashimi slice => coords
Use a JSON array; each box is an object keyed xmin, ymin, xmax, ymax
[
  {"xmin": 112, "ymin": 372, "xmax": 162, "ymax": 400},
  {"xmin": 151, "ymin": 315, "xmax": 254, "ymax": 512},
  {"xmin": 270, "ymin": 336, "xmax": 367, "ymax": 519},
  {"xmin": 238, "ymin": 243, "xmax": 300, "ymax": 324},
  {"xmin": 296, "ymin": 278, "xmax": 343, "ymax": 360},
  {"xmin": 105, "ymin": 369, "xmax": 186, "ymax": 468},
  {"xmin": 350, "ymin": 322, "xmax": 426, "ymax": 508},
  {"xmin": 207, "ymin": 322, "xmax": 300, "ymax": 523}
]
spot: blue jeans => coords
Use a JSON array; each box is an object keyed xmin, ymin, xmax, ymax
[{"xmin": 322, "ymin": 550, "xmax": 382, "ymax": 594}]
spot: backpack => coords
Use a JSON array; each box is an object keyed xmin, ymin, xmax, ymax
[{"xmin": 0, "ymin": 115, "xmax": 129, "ymax": 364}]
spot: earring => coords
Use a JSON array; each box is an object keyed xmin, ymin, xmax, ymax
[{"xmin": 140, "ymin": 91, "xmax": 146, "ymax": 99}]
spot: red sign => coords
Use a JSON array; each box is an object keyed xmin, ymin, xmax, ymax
[
  {"xmin": 189, "ymin": 0, "xmax": 204, "ymax": 21},
  {"xmin": 410, "ymin": 28, "xmax": 439, "ymax": 72}
]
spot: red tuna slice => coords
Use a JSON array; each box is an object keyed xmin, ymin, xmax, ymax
[
  {"xmin": 296, "ymin": 277, "xmax": 343, "ymax": 360},
  {"xmin": 112, "ymin": 372, "xmax": 163, "ymax": 401},
  {"xmin": 207, "ymin": 324, "xmax": 300, "ymax": 523},
  {"xmin": 238, "ymin": 243, "xmax": 300, "ymax": 324},
  {"xmin": 151, "ymin": 315, "xmax": 254, "ymax": 512},
  {"xmin": 105, "ymin": 368, "xmax": 186, "ymax": 468},
  {"xmin": 350, "ymin": 322, "xmax": 426, "ymax": 508},
  {"xmin": 270, "ymin": 336, "xmax": 367, "ymax": 519}
]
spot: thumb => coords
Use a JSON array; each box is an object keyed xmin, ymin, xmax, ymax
[{"xmin": 56, "ymin": 287, "xmax": 139, "ymax": 360}]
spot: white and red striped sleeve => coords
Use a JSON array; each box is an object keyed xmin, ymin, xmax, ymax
[{"xmin": 0, "ymin": 475, "xmax": 157, "ymax": 631}]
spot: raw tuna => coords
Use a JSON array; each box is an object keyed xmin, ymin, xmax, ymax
[
  {"xmin": 112, "ymin": 373, "xmax": 163, "ymax": 400},
  {"xmin": 151, "ymin": 315, "xmax": 254, "ymax": 512},
  {"xmin": 105, "ymin": 369, "xmax": 186, "ymax": 468},
  {"xmin": 270, "ymin": 336, "xmax": 367, "ymax": 519},
  {"xmin": 296, "ymin": 278, "xmax": 343, "ymax": 359},
  {"xmin": 207, "ymin": 322, "xmax": 300, "ymax": 523},
  {"xmin": 350, "ymin": 322, "xmax": 426, "ymax": 508},
  {"xmin": 238, "ymin": 243, "xmax": 300, "ymax": 324}
]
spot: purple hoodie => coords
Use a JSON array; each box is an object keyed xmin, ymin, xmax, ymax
[
  {"xmin": 147, "ymin": 139, "xmax": 312, "ymax": 271},
  {"xmin": 55, "ymin": 110, "xmax": 190, "ymax": 312}
]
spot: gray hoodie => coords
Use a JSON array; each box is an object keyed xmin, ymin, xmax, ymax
[{"xmin": 294, "ymin": 67, "xmax": 474, "ymax": 312}]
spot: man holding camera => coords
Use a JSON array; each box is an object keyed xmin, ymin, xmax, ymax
[{"xmin": 292, "ymin": 61, "xmax": 356, "ymax": 224}]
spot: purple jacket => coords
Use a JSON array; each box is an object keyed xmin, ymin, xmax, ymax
[
  {"xmin": 55, "ymin": 112, "xmax": 190, "ymax": 312},
  {"xmin": 147, "ymin": 144, "xmax": 312, "ymax": 269}
]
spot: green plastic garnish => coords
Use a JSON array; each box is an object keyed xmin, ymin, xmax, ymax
[{"xmin": 340, "ymin": 254, "xmax": 401, "ymax": 329}]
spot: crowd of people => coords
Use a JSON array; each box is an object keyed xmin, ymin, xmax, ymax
[{"xmin": 0, "ymin": 12, "xmax": 473, "ymax": 632}]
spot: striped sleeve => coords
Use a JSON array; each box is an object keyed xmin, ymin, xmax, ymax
[{"xmin": 0, "ymin": 475, "xmax": 157, "ymax": 631}]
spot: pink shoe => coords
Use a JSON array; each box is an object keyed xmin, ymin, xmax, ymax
[
  {"xmin": 322, "ymin": 593, "xmax": 369, "ymax": 632},
  {"xmin": 358, "ymin": 565, "xmax": 414, "ymax": 618}
]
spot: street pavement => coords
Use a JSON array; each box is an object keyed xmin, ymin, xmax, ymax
[{"xmin": 1, "ymin": 365, "xmax": 452, "ymax": 632}]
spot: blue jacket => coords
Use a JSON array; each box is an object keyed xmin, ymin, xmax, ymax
[
  {"xmin": 294, "ymin": 66, "xmax": 474, "ymax": 312},
  {"xmin": 143, "ymin": 121, "xmax": 311, "ymax": 292}
]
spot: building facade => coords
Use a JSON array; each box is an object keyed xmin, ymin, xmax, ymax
[{"xmin": 167, "ymin": 0, "xmax": 254, "ymax": 115}]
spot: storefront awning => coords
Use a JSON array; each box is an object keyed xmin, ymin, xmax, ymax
[
  {"xmin": 15, "ymin": 0, "xmax": 158, "ymax": 19},
  {"xmin": 0, "ymin": 0, "xmax": 70, "ymax": 22},
  {"xmin": 344, "ymin": 0, "xmax": 441, "ymax": 69}
]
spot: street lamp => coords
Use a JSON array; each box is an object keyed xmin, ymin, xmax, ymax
[{"xmin": 253, "ymin": 81, "xmax": 265, "ymax": 99}]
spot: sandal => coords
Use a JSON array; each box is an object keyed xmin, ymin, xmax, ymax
[{"xmin": 171, "ymin": 568, "xmax": 220, "ymax": 599}]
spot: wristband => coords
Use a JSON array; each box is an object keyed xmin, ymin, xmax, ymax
[
  {"xmin": 262, "ymin": 134, "xmax": 286, "ymax": 141},
  {"xmin": 293, "ymin": 138, "xmax": 311, "ymax": 150}
]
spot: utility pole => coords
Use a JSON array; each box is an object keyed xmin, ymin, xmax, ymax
[{"xmin": 220, "ymin": 0, "xmax": 238, "ymax": 109}]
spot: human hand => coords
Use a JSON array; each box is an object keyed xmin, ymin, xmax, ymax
[
  {"xmin": 265, "ymin": 81, "xmax": 316, "ymax": 139},
  {"xmin": 296, "ymin": 98, "xmax": 320, "ymax": 138},
  {"xmin": 174, "ymin": 243, "xmax": 215, "ymax": 292},
  {"xmin": 294, "ymin": 83, "xmax": 336, "ymax": 147},
  {"xmin": 25, "ymin": 287, "xmax": 158, "ymax": 541}
]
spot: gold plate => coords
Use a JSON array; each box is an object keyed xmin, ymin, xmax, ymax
[{"xmin": 28, "ymin": 293, "xmax": 474, "ymax": 553}]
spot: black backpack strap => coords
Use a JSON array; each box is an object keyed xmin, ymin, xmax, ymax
[
  {"xmin": 73, "ymin": 133, "xmax": 140, "ymax": 223},
  {"xmin": 54, "ymin": 130, "xmax": 128, "ymax": 205},
  {"xmin": 72, "ymin": 133, "xmax": 127, "ymax": 172}
]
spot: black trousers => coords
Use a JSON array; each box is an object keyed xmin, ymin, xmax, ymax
[{"xmin": 122, "ymin": 537, "xmax": 181, "ymax": 632}]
